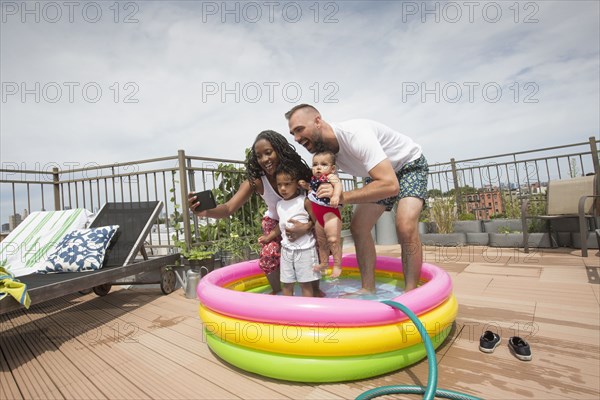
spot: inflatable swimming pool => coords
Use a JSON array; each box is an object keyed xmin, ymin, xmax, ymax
[{"xmin": 197, "ymin": 254, "xmax": 457, "ymax": 382}]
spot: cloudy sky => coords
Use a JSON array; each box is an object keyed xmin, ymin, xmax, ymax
[{"xmin": 0, "ymin": 0, "xmax": 599, "ymax": 216}]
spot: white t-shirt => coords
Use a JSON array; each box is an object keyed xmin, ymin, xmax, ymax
[
  {"xmin": 277, "ymin": 195, "xmax": 315, "ymax": 250},
  {"xmin": 331, "ymin": 119, "xmax": 422, "ymax": 177}
]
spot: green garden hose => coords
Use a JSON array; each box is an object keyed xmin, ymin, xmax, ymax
[{"xmin": 355, "ymin": 300, "xmax": 482, "ymax": 400}]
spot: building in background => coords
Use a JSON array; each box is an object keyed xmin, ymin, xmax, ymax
[
  {"xmin": 464, "ymin": 187, "xmax": 505, "ymax": 220},
  {"xmin": 9, "ymin": 213, "xmax": 22, "ymax": 231}
]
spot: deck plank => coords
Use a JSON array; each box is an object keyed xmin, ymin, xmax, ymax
[
  {"xmin": 0, "ymin": 314, "xmax": 64, "ymax": 399},
  {"xmin": 1, "ymin": 246, "xmax": 598, "ymax": 399},
  {"xmin": 0, "ymin": 336, "xmax": 23, "ymax": 400},
  {"xmin": 99, "ymin": 290, "xmax": 352, "ymax": 400}
]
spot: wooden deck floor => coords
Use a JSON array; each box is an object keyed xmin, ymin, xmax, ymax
[{"xmin": 1, "ymin": 245, "xmax": 599, "ymax": 399}]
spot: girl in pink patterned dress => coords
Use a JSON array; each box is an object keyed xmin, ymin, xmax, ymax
[{"xmin": 189, "ymin": 130, "xmax": 315, "ymax": 295}]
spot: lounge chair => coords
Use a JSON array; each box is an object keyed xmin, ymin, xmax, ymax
[
  {"xmin": 521, "ymin": 175, "xmax": 600, "ymax": 256},
  {"xmin": 0, "ymin": 201, "xmax": 179, "ymax": 315}
]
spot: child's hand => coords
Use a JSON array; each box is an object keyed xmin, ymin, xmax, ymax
[
  {"xmin": 298, "ymin": 180, "xmax": 310, "ymax": 191},
  {"xmin": 259, "ymin": 234, "xmax": 277, "ymax": 244}
]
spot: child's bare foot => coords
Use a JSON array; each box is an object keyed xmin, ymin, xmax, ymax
[
  {"xmin": 313, "ymin": 263, "xmax": 328, "ymax": 272},
  {"xmin": 330, "ymin": 266, "xmax": 342, "ymax": 278}
]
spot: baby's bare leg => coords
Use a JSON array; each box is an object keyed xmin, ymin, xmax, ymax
[
  {"xmin": 323, "ymin": 212, "xmax": 343, "ymax": 278},
  {"xmin": 313, "ymin": 223, "xmax": 330, "ymax": 272}
]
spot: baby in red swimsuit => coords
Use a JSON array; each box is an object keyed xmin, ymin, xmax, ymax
[{"xmin": 307, "ymin": 151, "xmax": 343, "ymax": 278}]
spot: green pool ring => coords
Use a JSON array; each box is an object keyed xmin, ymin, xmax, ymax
[{"xmin": 205, "ymin": 328, "xmax": 450, "ymax": 382}]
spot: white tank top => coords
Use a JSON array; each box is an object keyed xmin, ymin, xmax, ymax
[
  {"xmin": 277, "ymin": 195, "xmax": 315, "ymax": 250},
  {"xmin": 260, "ymin": 175, "xmax": 282, "ymax": 220}
]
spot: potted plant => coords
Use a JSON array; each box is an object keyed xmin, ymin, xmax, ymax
[
  {"xmin": 181, "ymin": 245, "xmax": 215, "ymax": 267},
  {"xmin": 243, "ymin": 235, "xmax": 261, "ymax": 260},
  {"xmin": 488, "ymin": 225, "xmax": 524, "ymax": 248},
  {"xmin": 454, "ymin": 212, "xmax": 487, "ymax": 245},
  {"xmin": 488, "ymin": 224, "xmax": 551, "ymax": 248},
  {"xmin": 421, "ymin": 196, "xmax": 467, "ymax": 246},
  {"xmin": 168, "ymin": 189, "xmax": 217, "ymax": 270},
  {"xmin": 418, "ymin": 209, "xmax": 430, "ymax": 235},
  {"xmin": 209, "ymin": 233, "xmax": 246, "ymax": 267}
]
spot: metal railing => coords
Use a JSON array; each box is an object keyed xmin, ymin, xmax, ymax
[
  {"xmin": 0, "ymin": 151, "xmax": 358, "ymax": 252},
  {"xmin": 2, "ymin": 136, "xmax": 598, "ymax": 246},
  {"xmin": 427, "ymin": 136, "xmax": 599, "ymax": 216}
]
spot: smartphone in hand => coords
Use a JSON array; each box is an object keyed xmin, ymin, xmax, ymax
[{"xmin": 193, "ymin": 190, "xmax": 217, "ymax": 212}]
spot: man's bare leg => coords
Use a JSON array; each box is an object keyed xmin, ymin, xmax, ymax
[
  {"xmin": 350, "ymin": 203, "xmax": 385, "ymax": 293},
  {"xmin": 396, "ymin": 197, "xmax": 424, "ymax": 291}
]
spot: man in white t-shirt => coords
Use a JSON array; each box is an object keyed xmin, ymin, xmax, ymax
[{"xmin": 285, "ymin": 104, "xmax": 429, "ymax": 293}]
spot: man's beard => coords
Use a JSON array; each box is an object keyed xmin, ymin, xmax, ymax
[{"xmin": 312, "ymin": 131, "xmax": 329, "ymax": 153}]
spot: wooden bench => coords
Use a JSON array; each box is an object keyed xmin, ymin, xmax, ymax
[{"xmin": 521, "ymin": 175, "xmax": 599, "ymax": 256}]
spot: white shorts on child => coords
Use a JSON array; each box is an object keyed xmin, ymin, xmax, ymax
[{"xmin": 280, "ymin": 246, "xmax": 321, "ymax": 284}]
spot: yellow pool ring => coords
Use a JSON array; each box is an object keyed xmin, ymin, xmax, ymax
[
  {"xmin": 224, "ymin": 267, "xmax": 409, "ymax": 292},
  {"xmin": 224, "ymin": 274, "xmax": 268, "ymax": 291},
  {"xmin": 205, "ymin": 328, "xmax": 450, "ymax": 383},
  {"xmin": 200, "ymin": 295, "xmax": 457, "ymax": 356}
]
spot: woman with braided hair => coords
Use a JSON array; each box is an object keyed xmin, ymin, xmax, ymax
[{"xmin": 189, "ymin": 130, "xmax": 317, "ymax": 295}]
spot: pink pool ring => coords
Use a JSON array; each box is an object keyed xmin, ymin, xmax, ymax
[{"xmin": 198, "ymin": 254, "xmax": 452, "ymax": 327}]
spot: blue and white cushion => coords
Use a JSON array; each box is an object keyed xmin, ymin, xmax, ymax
[{"xmin": 39, "ymin": 225, "xmax": 119, "ymax": 273}]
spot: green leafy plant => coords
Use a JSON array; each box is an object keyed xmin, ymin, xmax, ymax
[
  {"xmin": 526, "ymin": 193, "xmax": 547, "ymax": 233},
  {"xmin": 212, "ymin": 161, "xmax": 266, "ymax": 239},
  {"xmin": 496, "ymin": 191, "xmax": 546, "ymax": 232},
  {"xmin": 210, "ymin": 233, "xmax": 245, "ymax": 260},
  {"xmin": 458, "ymin": 212, "xmax": 476, "ymax": 221},
  {"xmin": 430, "ymin": 196, "xmax": 456, "ymax": 234},
  {"xmin": 169, "ymin": 161, "xmax": 266, "ymax": 262},
  {"xmin": 182, "ymin": 245, "xmax": 214, "ymax": 261},
  {"xmin": 419, "ymin": 208, "xmax": 430, "ymax": 223},
  {"xmin": 497, "ymin": 225, "xmax": 521, "ymax": 234},
  {"xmin": 243, "ymin": 234, "xmax": 261, "ymax": 255},
  {"xmin": 501, "ymin": 191, "xmax": 521, "ymax": 219},
  {"xmin": 169, "ymin": 180, "xmax": 215, "ymax": 261}
]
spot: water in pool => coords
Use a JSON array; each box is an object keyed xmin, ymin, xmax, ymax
[
  {"xmin": 250, "ymin": 274, "xmax": 405, "ymax": 301},
  {"xmin": 319, "ymin": 276, "xmax": 404, "ymax": 300}
]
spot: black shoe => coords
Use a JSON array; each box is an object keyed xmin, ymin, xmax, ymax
[
  {"xmin": 479, "ymin": 330, "xmax": 501, "ymax": 353},
  {"xmin": 508, "ymin": 336, "xmax": 532, "ymax": 361}
]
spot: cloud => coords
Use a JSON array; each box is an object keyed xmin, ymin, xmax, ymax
[{"xmin": 1, "ymin": 0, "xmax": 598, "ymax": 219}]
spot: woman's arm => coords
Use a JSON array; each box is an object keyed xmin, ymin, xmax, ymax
[{"xmin": 188, "ymin": 179, "xmax": 260, "ymax": 218}]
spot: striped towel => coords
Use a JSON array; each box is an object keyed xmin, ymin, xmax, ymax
[
  {"xmin": 0, "ymin": 209, "xmax": 92, "ymax": 277},
  {"xmin": 0, "ymin": 266, "xmax": 30, "ymax": 308}
]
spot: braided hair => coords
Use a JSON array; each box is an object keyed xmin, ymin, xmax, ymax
[{"xmin": 246, "ymin": 130, "xmax": 311, "ymax": 189}]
